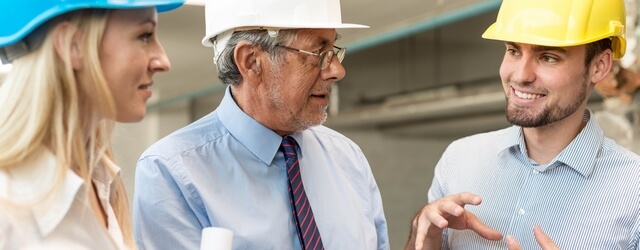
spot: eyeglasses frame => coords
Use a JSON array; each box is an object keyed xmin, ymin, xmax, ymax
[{"xmin": 276, "ymin": 44, "xmax": 346, "ymax": 69}]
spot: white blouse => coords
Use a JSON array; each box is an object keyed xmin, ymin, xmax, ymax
[{"xmin": 0, "ymin": 150, "xmax": 126, "ymax": 250}]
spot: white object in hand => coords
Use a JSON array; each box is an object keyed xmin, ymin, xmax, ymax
[{"xmin": 200, "ymin": 227, "xmax": 233, "ymax": 250}]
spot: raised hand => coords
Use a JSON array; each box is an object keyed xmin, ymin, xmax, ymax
[{"xmin": 405, "ymin": 192, "xmax": 503, "ymax": 250}]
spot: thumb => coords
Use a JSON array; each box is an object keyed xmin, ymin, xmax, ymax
[
  {"xmin": 505, "ymin": 235, "xmax": 522, "ymax": 250},
  {"xmin": 533, "ymin": 225, "xmax": 558, "ymax": 250}
]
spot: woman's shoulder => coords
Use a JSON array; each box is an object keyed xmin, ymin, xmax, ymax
[
  {"xmin": 0, "ymin": 149, "xmax": 85, "ymax": 240},
  {"xmin": 0, "ymin": 150, "xmax": 68, "ymax": 202},
  {"xmin": 0, "ymin": 195, "xmax": 44, "ymax": 249}
]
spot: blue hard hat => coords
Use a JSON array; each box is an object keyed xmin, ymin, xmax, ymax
[{"xmin": 0, "ymin": 0, "xmax": 185, "ymax": 48}]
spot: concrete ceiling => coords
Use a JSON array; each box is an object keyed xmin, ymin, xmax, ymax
[
  {"xmin": 0, "ymin": 0, "xmax": 500, "ymax": 107},
  {"xmin": 151, "ymin": 0, "xmax": 500, "ymax": 109}
]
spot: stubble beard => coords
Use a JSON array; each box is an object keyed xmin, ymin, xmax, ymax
[{"xmin": 505, "ymin": 74, "xmax": 589, "ymax": 128}]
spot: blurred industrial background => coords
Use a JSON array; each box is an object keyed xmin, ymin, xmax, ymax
[{"xmin": 3, "ymin": 0, "xmax": 640, "ymax": 248}]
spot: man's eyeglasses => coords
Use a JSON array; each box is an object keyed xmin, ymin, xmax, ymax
[{"xmin": 276, "ymin": 45, "xmax": 346, "ymax": 70}]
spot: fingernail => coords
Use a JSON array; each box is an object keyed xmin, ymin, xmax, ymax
[{"xmin": 505, "ymin": 235, "xmax": 514, "ymax": 243}]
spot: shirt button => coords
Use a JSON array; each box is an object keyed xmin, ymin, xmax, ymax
[
  {"xmin": 518, "ymin": 209, "xmax": 525, "ymax": 215},
  {"xmin": 533, "ymin": 169, "xmax": 540, "ymax": 174}
]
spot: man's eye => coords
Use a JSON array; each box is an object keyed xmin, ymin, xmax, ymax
[{"xmin": 541, "ymin": 55, "xmax": 558, "ymax": 63}]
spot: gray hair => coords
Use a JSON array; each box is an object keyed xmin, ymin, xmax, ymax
[{"xmin": 215, "ymin": 29, "xmax": 297, "ymax": 86}]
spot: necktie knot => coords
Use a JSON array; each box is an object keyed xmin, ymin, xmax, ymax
[{"xmin": 281, "ymin": 136, "xmax": 298, "ymax": 157}]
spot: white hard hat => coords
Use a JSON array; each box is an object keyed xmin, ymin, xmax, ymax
[{"xmin": 201, "ymin": 0, "xmax": 369, "ymax": 62}]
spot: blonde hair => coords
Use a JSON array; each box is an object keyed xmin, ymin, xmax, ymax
[{"xmin": 0, "ymin": 9, "xmax": 134, "ymax": 249}]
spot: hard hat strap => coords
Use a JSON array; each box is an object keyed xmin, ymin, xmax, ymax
[{"xmin": 213, "ymin": 30, "xmax": 233, "ymax": 64}]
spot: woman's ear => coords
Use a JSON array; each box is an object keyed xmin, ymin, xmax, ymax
[
  {"xmin": 52, "ymin": 22, "xmax": 83, "ymax": 70},
  {"xmin": 234, "ymin": 40, "xmax": 262, "ymax": 85}
]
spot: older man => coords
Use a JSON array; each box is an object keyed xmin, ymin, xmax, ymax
[{"xmin": 133, "ymin": 0, "xmax": 389, "ymax": 249}]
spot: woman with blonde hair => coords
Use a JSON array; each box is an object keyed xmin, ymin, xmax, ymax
[{"xmin": 0, "ymin": 0, "xmax": 183, "ymax": 249}]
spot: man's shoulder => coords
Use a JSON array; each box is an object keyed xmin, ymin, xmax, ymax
[
  {"xmin": 305, "ymin": 125, "xmax": 356, "ymax": 145},
  {"xmin": 601, "ymin": 136, "xmax": 640, "ymax": 165},
  {"xmin": 141, "ymin": 111, "xmax": 227, "ymax": 160}
]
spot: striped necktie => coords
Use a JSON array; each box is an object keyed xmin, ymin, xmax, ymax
[{"xmin": 281, "ymin": 136, "xmax": 324, "ymax": 250}]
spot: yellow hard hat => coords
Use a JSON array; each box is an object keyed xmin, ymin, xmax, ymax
[{"xmin": 482, "ymin": 0, "xmax": 626, "ymax": 59}]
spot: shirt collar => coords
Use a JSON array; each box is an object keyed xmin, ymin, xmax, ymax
[
  {"xmin": 93, "ymin": 157, "xmax": 119, "ymax": 185},
  {"xmin": 554, "ymin": 110, "xmax": 602, "ymax": 177},
  {"xmin": 93, "ymin": 156, "xmax": 124, "ymax": 247},
  {"xmin": 218, "ymin": 86, "xmax": 284, "ymax": 166},
  {"xmin": 0, "ymin": 150, "xmax": 83, "ymax": 236},
  {"xmin": 499, "ymin": 109, "xmax": 602, "ymax": 177},
  {"xmin": 0, "ymin": 150, "xmax": 123, "ymax": 238},
  {"xmin": 498, "ymin": 125, "xmax": 522, "ymax": 154}
]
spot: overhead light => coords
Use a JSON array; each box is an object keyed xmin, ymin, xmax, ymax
[{"xmin": 184, "ymin": 0, "xmax": 205, "ymax": 6}]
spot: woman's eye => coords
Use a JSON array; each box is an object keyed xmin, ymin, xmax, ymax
[{"xmin": 140, "ymin": 32, "xmax": 153, "ymax": 43}]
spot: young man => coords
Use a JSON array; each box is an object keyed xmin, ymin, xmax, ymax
[
  {"xmin": 133, "ymin": 0, "xmax": 389, "ymax": 249},
  {"xmin": 406, "ymin": 0, "xmax": 640, "ymax": 249}
]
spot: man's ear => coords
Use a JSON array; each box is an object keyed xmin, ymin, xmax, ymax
[
  {"xmin": 591, "ymin": 49, "xmax": 613, "ymax": 84},
  {"xmin": 52, "ymin": 22, "xmax": 84, "ymax": 70},
  {"xmin": 234, "ymin": 40, "xmax": 262, "ymax": 85}
]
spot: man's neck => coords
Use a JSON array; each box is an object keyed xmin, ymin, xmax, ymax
[{"xmin": 522, "ymin": 110, "xmax": 587, "ymax": 165}]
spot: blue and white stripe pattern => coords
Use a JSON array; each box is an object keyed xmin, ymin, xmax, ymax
[{"xmin": 428, "ymin": 110, "xmax": 640, "ymax": 249}]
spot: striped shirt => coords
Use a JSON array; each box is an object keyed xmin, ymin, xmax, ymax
[{"xmin": 429, "ymin": 110, "xmax": 640, "ymax": 249}]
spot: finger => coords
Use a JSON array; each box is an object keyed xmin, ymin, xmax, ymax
[
  {"xmin": 466, "ymin": 212, "xmax": 503, "ymax": 240},
  {"xmin": 505, "ymin": 235, "xmax": 522, "ymax": 250},
  {"xmin": 413, "ymin": 210, "xmax": 447, "ymax": 250},
  {"xmin": 414, "ymin": 193, "xmax": 482, "ymax": 250},
  {"xmin": 432, "ymin": 193, "xmax": 482, "ymax": 219},
  {"xmin": 424, "ymin": 202, "xmax": 454, "ymax": 228},
  {"xmin": 414, "ymin": 226, "xmax": 443, "ymax": 250},
  {"xmin": 533, "ymin": 225, "xmax": 559, "ymax": 250},
  {"xmin": 414, "ymin": 202, "xmax": 456, "ymax": 250},
  {"xmin": 453, "ymin": 192, "xmax": 483, "ymax": 206},
  {"xmin": 413, "ymin": 210, "xmax": 434, "ymax": 250}
]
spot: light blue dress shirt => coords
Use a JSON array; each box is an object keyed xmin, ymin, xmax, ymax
[
  {"xmin": 133, "ymin": 86, "xmax": 389, "ymax": 250},
  {"xmin": 429, "ymin": 110, "xmax": 640, "ymax": 249}
]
